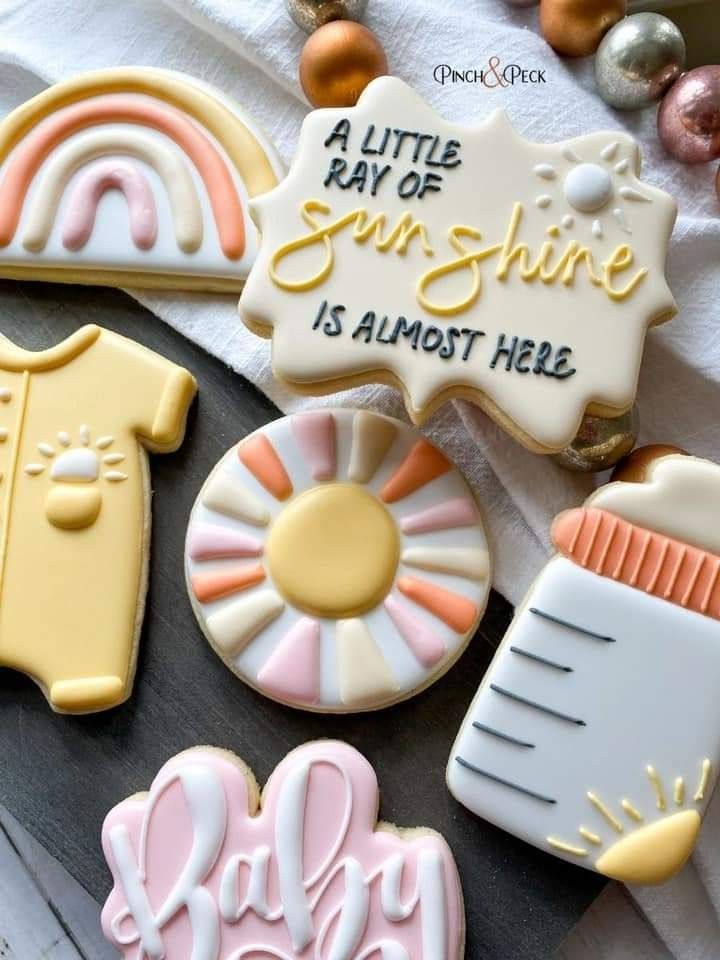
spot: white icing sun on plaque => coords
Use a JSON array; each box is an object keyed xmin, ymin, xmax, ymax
[{"xmin": 240, "ymin": 78, "xmax": 677, "ymax": 455}]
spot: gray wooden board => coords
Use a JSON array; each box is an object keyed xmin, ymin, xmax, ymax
[{"xmin": 0, "ymin": 279, "xmax": 604, "ymax": 959}]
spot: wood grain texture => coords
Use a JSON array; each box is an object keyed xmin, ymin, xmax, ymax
[{"xmin": 0, "ymin": 279, "xmax": 604, "ymax": 960}]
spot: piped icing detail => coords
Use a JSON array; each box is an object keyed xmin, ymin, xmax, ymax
[
  {"xmin": 100, "ymin": 741, "xmax": 465, "ymax": 960},
  {"xmin": 185, "ymin": 408, "xmax": 490, "ymax": 711}
]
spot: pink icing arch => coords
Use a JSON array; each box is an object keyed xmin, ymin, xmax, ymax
[
  {"xmin": 101, "ymin": 740, "xmax": 464, "ymax": 960},
  {"xmin": 62, "ymin": 158, "xmax": 158, "ymax": 252}
]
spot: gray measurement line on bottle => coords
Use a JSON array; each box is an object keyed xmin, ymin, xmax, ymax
[
  {"xmin": 455, "ymin": 755, "xmax": 556, "ymax": 804},
  {"xmin": 510, "ymin": 645, "xmax": 573, "ymax": 673},
  {"xmin": 472, "ymin": 721, "xmax": 535, "ymax": 748},
  {"xmin": 490, "ymin": 683, "xmax": 586, "ymax": 726},
  {"xmin": 529, "ymin": 607, "xmax": 616, "ymax": 643}
]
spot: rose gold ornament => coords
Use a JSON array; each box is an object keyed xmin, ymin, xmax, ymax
[
  {"xmin": 658, "ymin": 65, "xmax": 720, "ymax": 163},
  {"xmin": 539, "ymin": 0, "xmax": 625, "ymax": 58},
  {"xmin": 611, "ymin": 443, "xmax": 688, "ymax": 483},
  {"xmin": 299, "ymin": 20, "xmax": 388, "ymax": 108}
]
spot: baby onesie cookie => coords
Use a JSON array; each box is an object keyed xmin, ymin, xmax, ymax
[
  {"xmin": 0, "ymin": 67, "xmax": 283, "ymax": 291},
  {"xmin": 101, "ymin": 739, "xmax": 465, "ymax": 960},
  {"xmin": 0, "ymin": 324, "xmax": 196, "ymax": 713},
  {"xmin": 447, "ymin": 451, "xmax": 720, "ymax": 885},
  {"xmin": 185, "ymin": 408, "xmax": 490, "ymax": 711},
  {"xmin": 240, "ymin": 76, "xmax": 677, "ymax": 455}
]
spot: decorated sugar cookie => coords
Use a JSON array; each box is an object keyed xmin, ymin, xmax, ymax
[
  {"xmin": 0, "ymin": 68, "xmax": 283, "ymax": 291},
  {"xmin": 101, "ymin": 740, "xmax": 465, "ymax": 960},
  {"xmin": 0, "ymin": 324, "xmax": 196, "ymax": 713},
  {"xmin": 240, "ymin": 77, "xmax": 677, "ymax": 455},
  {"xmin": 447, "ymin": 452, "xmax": 720, "ymax": 885},
  {"xmin": 185, "ymin": 408, "xmax": 489, "ymax": 711}
]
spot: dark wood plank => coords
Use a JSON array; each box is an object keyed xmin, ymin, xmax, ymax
[{"xmin": 0, "ymin": 279, "xmax": 604, "ymax": 959}]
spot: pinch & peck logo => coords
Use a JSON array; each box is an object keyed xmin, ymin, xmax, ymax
[{"xmin": 434, "ymin": 56, "xmax": 547, "ymax": 87}]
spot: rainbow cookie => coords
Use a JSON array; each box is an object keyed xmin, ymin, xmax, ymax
[
  {"xmin": 0, "ymin": 68, "xmax": 283, "ymax": 291},
  {"xmin": 240, "ymin": 77, "xmax": 677, "ymax": 455},
  {"xmin": 101, "ymin": 740, "xmax": 465, "ymax": 960},
  {"xmin": 185, "ymin": 408, "xmax": 490, "ymax": 711},
  {"xmin": 0, "ymin": 325, "xmax": 195, "ymax": 713},
  {"xmin": 447, "ymin": 452, "xmax": 720, "ymax": 885}
]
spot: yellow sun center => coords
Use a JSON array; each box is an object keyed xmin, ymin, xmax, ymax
[{"xmin": 266, "ymin": 483, "xmax": 400, "ymax": 618}]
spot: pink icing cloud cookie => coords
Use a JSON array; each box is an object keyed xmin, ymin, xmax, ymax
[{"xmin": 101, "ymin": 740, "xmax": 465, "ymax": 960}]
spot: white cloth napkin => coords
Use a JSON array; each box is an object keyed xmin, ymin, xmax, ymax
[{"xmin": 1, "ymin": 0, "xmax": 719, "ymax": 955}]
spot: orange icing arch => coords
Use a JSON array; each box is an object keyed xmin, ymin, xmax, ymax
[
  {"xmin": 0, "ymin": 95, "xmax": 247, "ymax": 259},
  {"xmin": 238, "ymin": 435, "xmax": 293, "ymax": 500},
  {"xmin": 380, "ymin": 440, "xmax": 451, "ymax": 503},
  {"xmin": 191, "ymin": 564, "xmax": 266, "ymax": 603},
  {"xmin": 397, "ymin": 575, "xmax": 478, "ymax": 633}
]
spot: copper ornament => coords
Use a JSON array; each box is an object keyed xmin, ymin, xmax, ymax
[
  {"xmin": 299, "ymin": 20, "xmax": 388, "ymax": 108},
  {"xmin": 658, "ymin": 65, "xmax": 720, "ymax": 163},
  {"xmin": 611, "ymin": 443, "xmax": 688, "ymax": 483},
  {"xmin": 540, "ymin": 0, "xmax": 625, "ymax": 58}
]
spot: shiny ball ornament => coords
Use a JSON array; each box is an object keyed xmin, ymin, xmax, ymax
[
  {"xmin": 540, "ymin": 0, "xmax": 625, "ymax": 58},
  {"xmin": 611, "ymin": 443, "xmax": 688, "ymax": 483},
  {"xmin": 658, "ymin": 66, "xmax": 720, "ymax": 163},
  {"xmin": 551, "ymin": 407, "xmax": 639, "ymax": 473},
  {"xmin": 285, "ymin": 0, "xmax": 368, "ymax": 34},
  {"xmin": 595, "ymin": 13, "xmax": 686, "ymax": 111},
  {"xmin": 299, "ymin": 20, "xmax": 388, "ymax": 108}
]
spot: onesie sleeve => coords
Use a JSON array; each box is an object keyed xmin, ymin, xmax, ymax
[{"xmin": 99, "ymin": 329, "xmax": 197, "ymax": 451}]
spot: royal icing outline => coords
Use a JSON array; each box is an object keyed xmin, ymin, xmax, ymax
[
  {"xmin": 240, "ymin": 77, "xmax": 677, "ymax": 453},
  {"xmin": 101, "ymin": 740, "xmax": 465, "ymax": 960},
  {"xmin": 0, "ymin": 324, "xmax": 196, "ymax": 713},
  {"xmin": 185, "ymin": 408, "xmax": 490, "ymax": 711},
  {"xmin": 0, "ymin": 67, "xmax": 284, "ymax": 291},
  {"xmin": 447, "ymin": 454, "xmax": 720, "ymax": 885}
]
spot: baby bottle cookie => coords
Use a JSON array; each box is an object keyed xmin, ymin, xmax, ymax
[
  {"xmin": 185, "ymin": 408, "xmax": 490, "ymax": 711},
  {"xmin": 240, "ymin": 76, "xmax": 677, "ymax": 455},
  {"xmin": 0, "ymin": 324, "xmax": 196, "ymax": 713},
  {"xmin": 101, "ymin": 740, "xmax": 465, "ymax": 960},
  {"xmin": 0, "ymin": 67, "xmax": 283, "ymax": 291},
  {"xmin": 447, "ymin": 451, "xmax": 720, "ymax": 884}
]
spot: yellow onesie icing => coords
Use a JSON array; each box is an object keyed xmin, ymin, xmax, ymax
[{"xmin": 0, "ymin": 324, "xmax": 196, "ymax": 713}]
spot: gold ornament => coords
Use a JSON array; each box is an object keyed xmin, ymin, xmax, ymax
[
  {"xmin": 611, "ymin": 443, "xmax": 688, "ymax": 483},
  {"xmin": 551, "ymin": 408, "xmax": 638, "ymax": 473},
  {"xmin": 540, "ymin": 0, "xmax": 625, "ymax": 58},
  {"xmin": 299, "ymin": 20, "xmax": 388, "ymax": 108},
  {"xmin": 285, "ymin": 0, "xmax": 368, "ymax": 34}
]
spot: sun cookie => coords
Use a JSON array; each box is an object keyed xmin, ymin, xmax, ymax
[{"xmin": 185, "ymin": 408, "xmax": 490, "ymax": 711}]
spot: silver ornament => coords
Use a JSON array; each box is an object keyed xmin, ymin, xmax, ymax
[
  {"xmin": 595, "ymin": 13, "xmax": 686, "ymax": 111},
  {"xmin": 285, "ymin": 0, "xmax": 368, "ymax": 33},
  {"xmin": 551, "ymin": 407, "xmax": 639, "ymax": 473}
]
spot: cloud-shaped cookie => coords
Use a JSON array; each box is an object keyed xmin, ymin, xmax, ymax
[
  {"xmin": 240, "ymin": 77, "xmax": 677, "ymax": 454},
  {"xmin": 102, "ymin": 740, "xmax": 464, "ymax": 959}
]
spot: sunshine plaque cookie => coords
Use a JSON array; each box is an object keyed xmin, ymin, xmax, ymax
[{"xmin": 240, "ymin": 77, "xmax": 677, "ymax": 454}]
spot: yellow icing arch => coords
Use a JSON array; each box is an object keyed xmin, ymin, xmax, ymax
[{"xmin": 0, "ymin": 67, "xmax": 279, "ymax": 198}]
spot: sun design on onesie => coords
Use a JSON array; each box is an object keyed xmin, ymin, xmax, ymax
[
  {"xmin": 185, "ymin": 408, "xmax": 490, "ymax": 711},
  {"xmin": 23, "ymin": 425, "xmax": 127, "ymax": 529}
]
